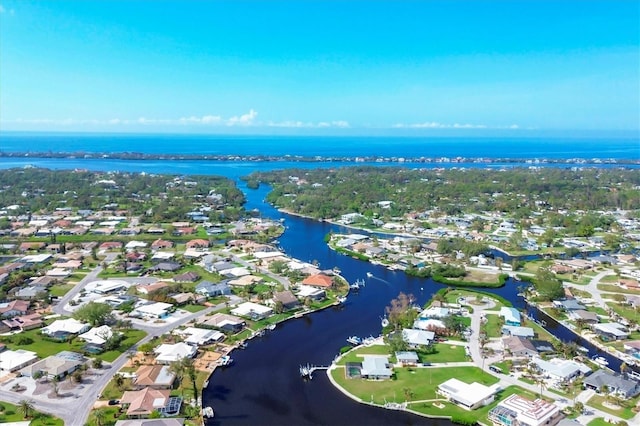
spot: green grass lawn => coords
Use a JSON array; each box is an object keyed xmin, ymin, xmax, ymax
[
  {"xmin": 0, "ymin": 327, "xmax": 146, "ymax": 362},
  {"xmin": 483, "ymin": 313, "xmax": 504, "ymax": 338},
  {"xmin": 606, "ymin": 302, "xmax": 640, "ymax": 324},
  {"xmin": 0, "ymin": 402, "xmax": 63, "ymax": 425},
  {"xmin": 49, "ymin": 283, "xmax": 76, "ymax": 297},
  {"xmin": 587, "ymin": 418, "xmax": 613, "ymax": 426},
  {"xmin": 337, "ymin": 345, "xmax": 392, "ymax": 365},
  {"xmin": 421, "ymin": 343, "xmax": 468, "ymax": 363},
  {"xmin": 409, "ymin": 385, "xmax": 539, "ymax": 425},
  {"xmin": 331, "ymin": 365, "xmax": 507, "ymax": 424},
  {"xmin": 587, "ymin": 394, "xmax": 638, "ymax": 420},
  {"xmin": 597, "ymin": 284, "xmax": 640, "ymax": 295},
  {"xmin": 180, "ymin": 304, "xmax": 207, "ymax": 313}
]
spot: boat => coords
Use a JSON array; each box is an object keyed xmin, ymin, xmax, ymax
[
  {"xmin": 592, "ymin": 356, "xmax": 609, "ymax": 367},
  {"xmin": 350, "ymin": 279, "xmax": 365, "ymax": 290},
  {"xmin": 267, "ymin": 324, "xmax": 276, "ymax": 331},
  {"xmin": 577, "ymin": 346, "xmax": 589, "ymax": 353},
  {"xmin": 203, "ymin": 406, "xmax": 214, "ymax": 418},
  {"xmin": 337, "ymin": 295, "xmax": 347, "ymax": 304},
  {"xmin": 238, "ymin": 341, "xmax": 248, "ymax": 349},
  {"xmin": 366, "ymin": 272, "xmax": 373, "ymax": 278},
  {"xmin": 347, "ymin": 336, "xmax": 362, "ymax": 345},
  {"xmin": 381, "ymin": 317, "xmax": 390, "ymax": 328},
  {"xmin": 219, "ymin": 355, "xmax": 233, "ymax": 366}
]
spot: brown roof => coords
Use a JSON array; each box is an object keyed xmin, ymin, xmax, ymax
[
  {"xmin": 121, "ymin": 388, "xmax": 170, "ymax": 416},
  {"xmin": 273, "ymin": 291, "xmax": 299, "ymax": 306},
  {"xmin": 186, "ymin": 239, "xmax": 209, "ymax": 248},
  {"xmin": 301, "ymin": 274, "xmax": 333, "ymax": 288},
  {"xmin": 0, "ymin": 300, "xmax": 29, "ymax": 315},
  {"xmin": 133, "ymin": 365, "xmax": 175, "ymax": 388}
]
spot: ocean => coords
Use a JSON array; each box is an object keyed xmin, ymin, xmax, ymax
[{"xmin": 1, "ymin": 133, "xmax": 639, "ymax": 159}]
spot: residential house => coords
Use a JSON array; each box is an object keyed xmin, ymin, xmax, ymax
[
  {"xmin": 41, "ymin": 318, "xmax": 90, "ymax": 339},
  {"xmin": 197, "ymin": 313, "xmax": 245, "ymax": 333},
  {"xmin": 78, "ymin": 325, "xmax": 114, "ymax": 346},
  {"xmin": 488, "ymin": 394, "xmax": 563, "ymax": 426},
  {"xmin": 173, "ymin": 272, "xmax": 200, "ymax": 283},
  {"xmin": 121, "ymin": 387, "xmax": 171, "ymax": 417},
  {"xmin": 438, "ymin": 378, "xmax": 501, "ymax": 410},
  {"xmin": 132, "ymin": 365, "xmax": 176, "ymax": 390},
  {"xmin": 137, "ymin": 281, "xmax": 171, "ymax": 295},
  {"xmin": 583, "ymin": 370, "xmax": 640, "ymax": 399},
  {"xmin": 131, "ymin": 302, "xmax": 173, "ymax": 319},
  {"xmin": 1, "ymin": 313, "xmax": 43, "ymax": 332},
  {"xmin": 151, "ymin": 239, "xmax": 173, "ymax": 250},
  {"xmin": 14, "ymin": 285, "xmax": 47, "ymax": 300},
  {"xmin": 502, "ymin": 336, "xmax": 538, "ymax": 358},
  {"xmin": 231, "ymin": 302, "xmax": 273, "ymax": 321},
  {"xmin": 296, "ymin": 285, "xmax": 326, "ymax": 301},
  {"xmin": 302, "ymin": 273, "xmax": 333, "ymax": 289},
  {"xmin": 395, "ymin": 351, "xmax": 419, "ymax": 366},
  {"xmin": 195, "ymin": 280, "xmax": 231, "ymax": 297},
  {"xmin": 502, "ymin": 326, "xmax": 535, "ymax": 338},
  {"xmin": 0, "ymin": 349, "xmax": 38, "ymax": 372},
  {"xmin": 419, "ymin": 306, "xmax": 450, "ymax": 319},
  {"xmin": 530, "ymin": 357, "xmax": 591, "ymax": 384},
  {"xmin": 115, "ymin": 419, "xmax": 184, "ymax": 426},
  {"xmin": 570, "ymin": 310, "xmax": 599, "ymax": 324},
  {"xmin": 186, "ymin": 239, "xmax": 209, "ymax": 250},
  {"xmin": 154, "ymin": 343, "xmax": 197, "ymax": 364},
  {"xmin": 402, "ymin": 328, "xmax": 435, "ymax": 348},
  {"xmin": 174, "ymin": 327, "xmax": 224, "ymax": 346},
  {"xmin": 272, "ymin": 290, "xmax": 300, "ymax": 311},
  {"xmin": 623, "ymin": 340, "xmax": 640, "ymax": 359},
  {"xmin": 500, "ymin": 307, "xmax": 521, "ymax": 326},
  {"xmin": 554, "ymin": 299, "xmax": 586, "ymax": 311},
  {"xmin": 149, "ymin": 262, "xmax": 181, "ymax": 272},
  {"xmin": 360, "ymin": 355, "xmax": 392, "ymax": 380},
  {"xmin": 592, "ymin": 322, "xmax": 629, "ymax": 341},
  {"xmin": 20, "ymin": 351, "xmax": 85, "ymax": 380},
  {"xmin": 0, "ymin": 300, "xmax": 29, "ymax": 318}
]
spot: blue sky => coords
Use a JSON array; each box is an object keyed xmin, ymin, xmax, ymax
[{"xmin": 0, "ymin": 0, "xmax": 638, "ymax": 135}]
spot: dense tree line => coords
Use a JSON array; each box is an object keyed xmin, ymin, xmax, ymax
[
  {"xmin": 247, "ymin": 167, "xmax": 640, "ymax": 220},
  {"xmin": 0, "ymin": 168, "xmax": 245, "ymax": 221}
]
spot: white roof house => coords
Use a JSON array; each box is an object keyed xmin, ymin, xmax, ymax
[
  {"xmin": 530, "ymin": 357, "xmax": 591, "ymax": 383},
  {"xmin": 488, "ymin": 394, "xmax": 562, "ymax": 426},
  {"xmin": 87, "ymin": 279, "xmax": 129, "ymax": 294},
  {"xmin": 174, "ymin": 327, "xmax": 224, "ymax": 346},
  {"xmin": 413, "ymin": 318, "xmax": 446, "ymax": 331},
  {"xmin": 500, "ymin": 307, "xmax": 521, "ymax": 326},
  {"xmin": 296, "ymin": 285, "xmax": 325, "ymax": 299},
  {"xmin": 502, "ymin": 325, "xmax": 535, "ymax": 338},
  {"xmin": 0, "ymin": 349, "xmax": 38, "ymax": 372},
  {"xmin": 419, "ymin": 306, "xmax": 450, "ymax": 319},
  {"xmin": 131, "ymin": 302, "xmax": 173, "ymax": 319},
  {"xmin": 438, "ymin": 378, "xmax": 501, "ymax": 410},
  {"xmin": 231, "ymin": 302, "xmax": 273, "ymax": 320},
  {"xmin": 125, "ymin": 241, "xmax": 148, "ymax": 249},
  {"xmin": 253, "ymin": 251, "xmax": 284, "ymax": 260},
  {"xmin": 41, "ymin": 318, "xmax": 90, "ymax": 336},
  {"xmin": 360, "ymin": 355, "xmax": 392, "ymax": 379},
  {"xmin": 593, "ymin": 322, "xmax": 629, "ymax": 340},
  {"xmin": 79, "ymin": 325, "xmax": 114, "ymax": 345},
  {"xmin": 154, "ymin": 343, "xmax": 197, "ymax": 364},
  {"xmin": 402, "ymin": 329, "xmax": 435, "ymax": 347}
]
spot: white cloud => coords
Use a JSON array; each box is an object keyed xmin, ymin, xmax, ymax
[
  {"xmin": 392, "ymin": 121, "xmax": 519, "ymax": 129},
  {"xmin": 226, "ymin": 109, "xmax": 258, "ymax": 126}
]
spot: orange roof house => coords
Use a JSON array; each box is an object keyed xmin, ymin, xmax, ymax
[
  {"xmin": 302, "ymin": 274, "xmax": 333, "ymax": 288},
  {"xmin": 121, "ymin": 387, "xmax": 170, "ymax": 417}
]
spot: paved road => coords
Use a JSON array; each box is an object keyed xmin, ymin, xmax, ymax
[{"xmin": 564, "ymin": 269, "xmax": 616, "ymax": 309}]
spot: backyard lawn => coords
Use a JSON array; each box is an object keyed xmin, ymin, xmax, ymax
[
  {"xmin": 49, "ymin": 283, "xmax": 76, "ymax": 297},
  {"xmin": 0, "ymin": 402, "xmax": 63, "ymax": 425},
  {"xmin": 483, "ymin": 313, "xmax": 504, "ymax": 338}
]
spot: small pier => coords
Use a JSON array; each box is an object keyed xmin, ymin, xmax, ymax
[{"xmin": 299, "ymin": 363, "xmax": 329, "ymax": 379}]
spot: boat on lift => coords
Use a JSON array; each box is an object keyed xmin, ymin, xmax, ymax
[{"xmin": 592, "ymin": 356, "xmax": 609, "ymax": 367}]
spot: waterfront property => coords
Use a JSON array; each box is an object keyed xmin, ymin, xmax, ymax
[
  {"xmin": 529, "ymin": 357, "xmax": 591, "ymax": 384},
  {"xmin": 153, "ymin": 343, "xmax": 197, "ymax": 364},
  {"xmin": 360, "ymin": 355, "xmax": 392, "ymax": 380},
  {"xmin": 121, "ymin": 387, "xmax": 170, "ymax": 418},
  {"xmin": 132, "ymin": 365, "xmax": 176, "ymax": 389},
  {"xmin": 395, "ymin": 351, "xmax": 419, "ymax": 366},
  {"xmin": 583, "ymin": 370, "xmax": 640, "ymax": 399},
  {"xmin": 591, "ymin": 322, "xmax": 629, "ymax": 341},
  {"xmin": 197, "ymin": 313, "xmax": 245, "ymax": 333},
  {"xmin": 173, "ymin": 327, "xmax": 224, "ymax": 346},
  {"xmin": 499, "ymin": 307, "xmax": 521, "ymax": 326},
  {"xmin": 488, "ymin": 394, "xmax": 563, "ymax": 426},
  {"xmin": 437, "ymin": 378, "xmax": 501, "ymax": 410},
  {"xmin": 230, "ymin": 301, "xmax": 273, "ymax": 320}
]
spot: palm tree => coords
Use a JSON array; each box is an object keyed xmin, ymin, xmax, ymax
[
  {"xmin": 170, "ymin": 359, "xmax": 187, "ymax": 397},
  {"xmin": 18, "ymin": 399, "xmax": 34, "ymax": 419},
  {"xmin": 51, "ymin": 376, "xmax": 59, "ymax": 397},
  {"xmin": 114, "ymin": 373, "xmax": 125, "ymax": 391},
  {"xmin": 620, "ymin": 362, "xmax": 628, "ymax": 377},
  {"xmin": 534, "ymin": 377, "xmax": 547, "ymax": 398},
  {"xmin": 92, "ymin": 409, "xmax": 107, "ymax": 426}
]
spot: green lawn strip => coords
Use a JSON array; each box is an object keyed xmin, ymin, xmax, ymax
[
  {"xmin": 421, "ymin": 344, "xmax": 468, "ymax": 363},
  {"xmin": 597, "ymin": 284, "xmax": 640, "ymax": 295},
  {"xmin": 101, "ymin": 376, "xmax": 133, "ymax": 400},
  {"xmin": 171, "ymin": 370, "xmax": 210, "ymax": 401},
  {"xmin": 87, "ymin": 407, "xmax": 122, "ymax": 426},
  {"xmin": 336, "ymin": 345, "xmax": 393, "ymax": 365},
  {"xmin": 180, "ymin": 304, "xmax": 207, "ymax": 313},
  {"xmin": 483, "ymin": 314, "xmax": 503, "ymax": 338},
  {"xmin": 521, "ymin": 318, "xmax": 557, "ymax": 342},
  {"xmin": 606, "ymin": 302, "xmax": 640, "ymax": 323},
  {"xmin": 587, "ymin": 394, "xmax": 637, "ymax": 420},
  {"xmin": 490, "ymin": 361, "xmax": 511, "ymax": 375},
  {"xmin": 0, "ymin": 401, "xmax": 63, "ymax": 425},
  {"xmin": 98, "ymin": 329, "xmax": 147, "ymax": 362},
  {"xmin": 49, "ymin": 283, "xmax": 76, "ymax": 297},
  {"xmin": 587, "ymin": 418, "xmax": 613, "ymax": 426},
  {"xmin": 600, "ymin": 275, "xmax": 620, "ymax": 283}
]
